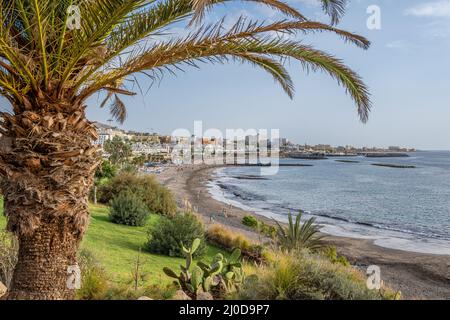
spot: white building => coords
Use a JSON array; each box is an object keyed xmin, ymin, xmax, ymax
[{"xmin": 93, "ymin": 122, "xmax": 129, "ymax": 147}]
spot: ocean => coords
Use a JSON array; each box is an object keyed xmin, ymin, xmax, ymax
[{"xmin": 207, "ymin": 151, "xmax": 450, "ymax": 255}]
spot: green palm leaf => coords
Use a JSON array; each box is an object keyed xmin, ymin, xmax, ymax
[
  {"xmin": 0, "ymin": 0, "xmax": 371, "ymax": 119},
  {"xmin": 275, "ymin": 211, "xmax": 325, "ymax": 252}
]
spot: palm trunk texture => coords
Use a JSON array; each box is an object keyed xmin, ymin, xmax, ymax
[{"xmin": 0, "ymin": 107, "xmax": 100, "ymax": 299}]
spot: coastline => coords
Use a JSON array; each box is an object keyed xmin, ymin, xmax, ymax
[{"xmin": 156, "ymin": 164, "xmax": 450, "ymax": 300}]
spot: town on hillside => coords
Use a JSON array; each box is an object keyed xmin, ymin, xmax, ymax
[{"xmin": 94, "ymin": 122, "xmax": 416, "ymax": 168}]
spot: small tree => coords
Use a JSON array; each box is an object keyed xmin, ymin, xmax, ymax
[
  {"xmin": 95, "ymin": 160, "xmax": 117, "ymax": 181},
  {"xmin": 93, "ymin": 160, "xmax": 117, "ymax": 204},
  {"xmin": 132, "ymin": 154, "xmax": 147, "ymax": 168},
  {"xmin": 104, "ymin": 136, "xmax": 132, "ymax": 166},
  {"xmin": 131, "ymin": 248, "xmax": 147, "ymax": 291}
]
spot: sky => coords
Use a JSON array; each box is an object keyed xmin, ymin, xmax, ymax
[{"xmin": 84, "ymin": 1, "xmax": 449, "ymax": 149}]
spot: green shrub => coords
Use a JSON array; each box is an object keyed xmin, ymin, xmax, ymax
[
  {"xmin": 241, "ymin": 216, "xmax": 277, "ymax": 239},
  {"xmin": 95, "ymin": 160, "xmax": 117, "ymax": 181},
  {"xmin": 76, "ymin": 249, "xmax": 109, "ymax": 300},
  {"xmin": 147, "ymin": 213, "xmax": 206, "ymax": 258},
  {"xmin": 139, "ymin": 284, "xmax": 177, "ymax": 300},
  {"xmin": 99, "ymin": 172, "xmax": 177, "ymax": 216},
  {"xmin": 206, "ymin": 224, "xmax": 267, "ymax": 263},
  {"xmin": 109, "ymin": 190, "xmax": 149, "ymax": 226},
  {"xmin": 153, "ymin": 187, "xmax": 177, "ymax": 216},
  {"xmin": 102, "ymin": 282, "xmax": 177, "ymax": 300},
  {"xmin": 257, "ymin": 221, "xmax": 277, "ymax": 239},
  {"xmin": 242, "ymin": 215, "xmax": 258, "ymax": 228},
  {"xmin": 321, "ymin": 246, "xmax": 350, "ymax": 267},
  {"xmin": 237, "ymin": 251, "xmax": 395, "ymax": 300}
]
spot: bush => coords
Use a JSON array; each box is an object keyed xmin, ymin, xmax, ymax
[
  {"xmin": 207, "ymin": 224, "xmax": 250, "ymax": 250},
  {"xmin": 76, "ymin": 249, "xmax": 109, "ymax": 300},
  {"xmin": 321, "ymin": 246, "xmax": 350, "ymax": 267},
  {"xmin": 241, "ymin": 216, "xmax": 277, "ymax": 239},
  {"xmin": 242, "ymin": 215, "xmax": 258, "ymax": 228},
  {"xmin": 206, "ymin": 224, "xmax": 266, "ymax": 263},
  {"xmin": 109, "ymin": 190, "xmax": 149, "ymax": 226},
  {"xmin": 98, "ymin": 172, "xmax": 177, "ymax": 216},
  {"xmin": 257, "ymin": 221, "xmax": 277, "ymax": 239},
  {"xmin": 102, "ymin": 283, "xmax": 177, "ymax": 300},
  {"xmin": 147, "ymin": 213, "xmax": 206, "ymax": 258},
  {"xmin": 77, "ymin": 249, "xmax": 177, "ymax": 300},
  {"xmin": 95, "ymin": 160, "xmax": 117, "ymax": 181},
  {"xmin": 237, "ymin": 251, "xmax": 396, "ymax": 300}
]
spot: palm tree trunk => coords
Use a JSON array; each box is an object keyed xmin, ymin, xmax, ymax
[
  {"xmin": 0, "ymin": 107, "xmax": 101, "ymax": 300},
  {"xmin": 6, "ymin": 222, "xmax": 79, "ymax": 300}
]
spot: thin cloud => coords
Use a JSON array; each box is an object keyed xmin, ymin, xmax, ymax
[
  {"xmin": 386, "ymin": 40, "xmax": 407, "ymax": 49},
  {"xmin": 404, "ymin": 1, "xmax": 450, "ymax": 18}
]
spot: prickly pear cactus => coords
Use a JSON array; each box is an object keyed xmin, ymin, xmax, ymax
[{"xmin": 163, "ymin": 238, "xmax": 249, "ymax": 299}]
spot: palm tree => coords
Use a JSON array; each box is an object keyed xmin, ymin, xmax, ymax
[
  {"xmin": 275, "ymin": 211, "xmax": 325, "ymax": 252},
  {"xmin": 0, "ymin": 0, "xmax": 370, "ymax": 299}
]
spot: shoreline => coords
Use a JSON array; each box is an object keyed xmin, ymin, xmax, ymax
[
  {"xmin": 208, "ymin": 167, "xmax": 450, "ymax": 256},
  {"xmin": 156, "ymin": 164, "xmax": 450, "ymax": 300}
]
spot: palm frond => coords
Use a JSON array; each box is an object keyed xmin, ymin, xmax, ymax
[
  {"xmin": 98, "ymin": 77, "xmax": 134, "ymax": 123},
  {"xmin": 320, "ymin": 0, "xmax": 347, "ymax": 25},
  {"xmin": 241, "ymin": 53, "xmax": 294, "ymax": 98},
  {"xmin": 81, "ymin": 19, "xmax": 370, "ymax": 122},
  {"xmin": 0, "ymin": 0, "xmax": 371, "ymax": 123},
  {"xmin": 192, "ymin": 0, "xmax": 307, "ymax": 23},
  {"xmin": 58, "ymin": 0, "xmax": 148, "ymax": 88},
  {"xmin": 192, "ymin": 0, "xmax": 348, "ymax": 25},
  {"xmin": 99, "ymin": 91, "xmax": 114, "ymax": 109},
  {"xmin": 245, "ymin": 39, "xmax": 371, "ymax": 123},
  {"xmin": 30, "ymin": 0, "xmax": 49, "ymax": 86},
  {"xmin": 107, "ymin": 0, "xmax": 193, "ymax": 54},
  {"xmin": 109, "ymin": 94, "xmax": 127, "ymax": 123}
]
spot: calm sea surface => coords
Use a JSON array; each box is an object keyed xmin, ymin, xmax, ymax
[{"xmin": 208, "ymin": 151, "xmax": 450, "ymax": 255}]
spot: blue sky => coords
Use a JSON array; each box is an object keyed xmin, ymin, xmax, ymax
[{"xmin": 85, "ymin": 0, "xmax": 450, "ymax": 150}]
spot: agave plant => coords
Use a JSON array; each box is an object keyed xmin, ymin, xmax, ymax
[
  {"xmin": 0, "ymin": 0, "xmax": 370, "ymax": 299},
  {"xmin": 275, "ymin": 211, "xmax": 325, "ymax": 252}
]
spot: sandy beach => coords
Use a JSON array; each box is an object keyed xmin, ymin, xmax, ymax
[{"xmin": 156, "ymin": 164, "xmax": 450, "ymax": 300}]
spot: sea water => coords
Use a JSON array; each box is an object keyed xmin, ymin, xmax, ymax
[{"xmin": 208, "ymin": 151, "xmax": 450, "ymax": 255}]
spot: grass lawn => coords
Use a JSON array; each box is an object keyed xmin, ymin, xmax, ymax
[{"xmin": 0, "ymin": 200, "xmax": 225, "ymax": 286}]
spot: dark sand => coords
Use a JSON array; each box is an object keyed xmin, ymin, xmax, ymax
[{"xmin": 157, "ymin": 165, "xmax": 450, "ymax": 300}]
